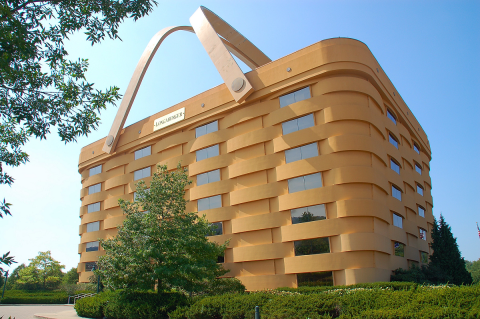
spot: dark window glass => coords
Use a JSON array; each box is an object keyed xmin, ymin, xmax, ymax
[
  {"xmin": 294, "ymin": 237, "xmax": 330, "ymax": 256},
  {"xmin": 291, "ymin": 204, "xmax": 326, "ymax": 224},
  {"xmin": 217, "ymin": 255, "xmax": 225, "ymax": 263},
  {"xmin": 394, "ymin": 242, "xmax": 404, "ymax": 257},
  {"xmin": 387, "ymin": 109, "xmax": 397, "ymax": 124},
  {"xmin": 208, "ymin": 222, "xmax": 223, "ymax": 236},
  {"xmin": 279, "ymin": 87, "xmax": 311, "ymax": 108},
  {"xmin": 420, "ymin": 252, "xmax": 429, "ymax": 264},
  {"xmin": 297, "ymin": 271, "xmax": 333, "ymax": 287},
  {"xmin": 85, "ymin": 262, "xmax": 97, "ymax": 272}
]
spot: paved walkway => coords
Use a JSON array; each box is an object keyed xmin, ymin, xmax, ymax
[{"xmin": 0, "ymin": 305, "xmax": 88, "ymax": 319}]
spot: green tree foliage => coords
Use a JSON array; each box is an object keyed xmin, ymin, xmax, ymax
[
  {"xmin": 0, "ymin": 0, "xmax": 158, "ymax": 217},
  {"xmin": 391, "ymin": 214, "xmax": 473, "ymax": 285},
  {"xmin": 466, "ymin": 259, "xmax": 480, "ymax": 284},
  {"xmin": 98, "ymin": 164, "xmax": 228, "ymax": 294},
  {"xmin": 5, "ymin": 263, "xmax": 25, "ymax": 289},
  {"xmin": 16, "ymin": 251, "xmax": 65, "ymax": 290},
  {"xmin": 62, "ymin": 267, "xmax": 79, "ymax": 285}
]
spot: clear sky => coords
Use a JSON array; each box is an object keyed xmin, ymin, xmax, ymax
[{"xmin": 1, "ymin": 0, "xmax": 479, "ymax": 272}]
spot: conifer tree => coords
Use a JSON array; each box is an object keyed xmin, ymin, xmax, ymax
[
  {"xmin": 98, "ymin": 164, "xmax": 228, "ymax": 294},
  {"xmin": 427, "ymin": 214, "xmax": 472, "ymax": 285}
]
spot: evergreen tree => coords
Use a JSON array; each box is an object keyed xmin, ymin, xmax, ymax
[
  {"xmin": 427, "ymin": 215, "xmax": 472, "ymax": 285},
  {"xmin": 98, "ymin": 164, "xmax": 228, "ymax": 294}
]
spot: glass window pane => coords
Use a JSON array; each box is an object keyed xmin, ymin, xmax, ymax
[
  {"xmin": 86, "ymin": 241, "xmax": 99, "ymax": 252},
  {"xmin": 304, "ymin": 173, "xmax": 322, "ymax": 190},
  {"xmin": 90, "ymin": 165, "xmax": 101, "ymax": 176},
  {"xmin": 196, "ymin": 149, "xmax": 208, "ymax": 161},
  {"xmin": 207, "ymin": 144, "xmax": 219, "ymax": 158},
  {"xmin": 208, "ymin": 222, "xmax": 223, "ymax": 236},
  {"xmin": 421, "ymin": 252, "xmax": 428, "ymax": 263},
  {"xmin": 297, "ymin": 271, "xmax": 333, "ymax": 287},
  {"xmin": 285, "ymin": 148, "xmax": 302, "ymax": 164},
  {"xmin": 389, "ymin": 134, "xmax": 399, "ymax": 148},
  {"xmin": 195, "ymin": 125, "xmax": 207, "ymax": 138},
  {"xmin": 208, "ymin": 170, "xmax": 221, "ymax": 183},
  {"xmin": 419, "ymin": 228, "xmax": 427, "ymax": 240},
  {"xmin": 391, "ymin": 159, "xmax": 400, "ymax": 174},
  {"xmin": 393, "ymin": 213, "xmax": 403, "ymax": 228},
  {"xmin": 206, "ymin": 121, "xmax": 218, "ymax": 134},
  {"xmin": 85, "ymin": 262, "xmax": 97, "ymax": 272},
  {"xmin": 294, "ymin": 87, "xmax": 311, "ymax": 103},
  {"xmin": 279, "ymin": 91, "xmax": 296, "ymax": 108},
  {"xmin": 87, "ymin": 221, "xmax": 99, "ymax": 232},
  {"xmin": 134, "ymin": 170, "xmax": 142, "ymax": 181},
  {"xmin": 88, "ymin": 202, "xmax": 100, "ymax": 213},
  {"xmin": 297, "ymin": 114, "xmax": 315, "ymax": 131},
  {"xmin": 291, "ymin": 204, "xmax": 325, "ymax": 224},
  {"xmin": 288, "ymin": 176, "xmax": 305, "ymax": 193},
  {"xmin": 209, "ymin": 195, "xmax": 222, "ymax": 209},
  {"xmin": 197, "ymin": 172, "xmax": 208, "ymax": 186},
  {"xmin": 198, "ymin": 198, "xmax": 209, "ymax": 211},
  {"xmin": 387, "ymin": 109, "xmax": 396, "ymax": 124},
  {"xmin": 415, "ymin": 164, "xmax": 422, "ymax": 174},
  {"xmin": 418, "ymin": 206, "xmax": 425, "ymax": 218},
  {"xmin": 294, "ymin": 237, "xmax": 329, "ymax": 256},
  {"xmin": 89, "ymin": 183, "xmax": 101, "ymax": 195},
  {"xmin": 413, "ymin": 143, "xmax": 420, "ymax": 154},
  {"xmin": 143, "ymin": 146, "xmax": 151, "ymax": 157},
  {"xmin": 417, "ymin": 185, "xmax": 424, "ymax": 196},
  {"xmin": 301, "ymin": 143, "xmax": 318, "ymax": 160},
  {"xmin": 282, "ymin": 118, "xmax": 298, "ymax": 135},
  {"xmin": 134, "ymin": 149, "xmax": 142, "ymax": 160},
  {"xmin": 143, "ymin": 167, "xmax": 151, "ymax": 178},
  {"xmin": 394, "ymin": 242, "xmax": 404, "ymax": 257},
  {"xmin": 392, "ymin": 185, "xmax": 401, "ymax": 200}
]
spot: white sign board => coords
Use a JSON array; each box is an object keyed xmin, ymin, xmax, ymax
[{"xmin": 153, "ymin": 107, "xmax": 185, "ymax": 132}]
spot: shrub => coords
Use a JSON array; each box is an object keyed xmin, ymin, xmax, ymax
[
  {"xmin": 202, "ymin": 278, "xmax": 246, "ymax": 296},
  {"xmin": 74, "ymin": 291, "xmax": 115, "ymax": 318},
  {"xmin": 0, "ymin": 290, "xmax": 67, "ymax": 304}
]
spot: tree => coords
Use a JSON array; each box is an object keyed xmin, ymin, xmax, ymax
[
  {"xmin": 62, "ymin": 267, "xmax": 79, "ymax": 285},
  {"xmin": 427, "ymin": 214, "xmax": 472, "ymax": 285},
  {"xmin": 5, "ymin": 263, "xmax": 25, "ymax": 289},
  {"xmin": 0, "ymin": 0, "xmax": 158, "ymax": 217},
  {"xmin": 466, "ymin": 259, "xmax": 480, "ymax": 285},
  {"xmin": 98, "ymin": 164, "xmax": 228, "ymax": 294},
  {"xmin": 16, "ymin": 251, "xmax": 65, "ymax": 290}
]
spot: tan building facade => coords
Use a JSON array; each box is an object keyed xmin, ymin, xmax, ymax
[{"xmin": 78, "ymin": 35, "xmax": 433, "ymax": 290}]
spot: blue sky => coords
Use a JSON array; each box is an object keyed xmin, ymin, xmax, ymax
[{"xmin": 1, "ymin": 0, "xmax": 479, "ymax": 271}]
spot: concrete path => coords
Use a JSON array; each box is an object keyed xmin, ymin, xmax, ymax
[{"xmin": 0, "ymin": 305, "xmax": 89, "ymax": 319}]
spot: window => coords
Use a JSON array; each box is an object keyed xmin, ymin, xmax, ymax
[
  {"xmin": 420, "ymin": 251, "xmax": 429, "ymax": 263},
  {"xmin": 208, "ymin": 222, "xmax": 223, "ymax": 236},
  {"xmin": 285, "ymin": 143, "xmax": 318, "ymax": 164},
  {"xmin": 89, "ymin": 165, "xmax": 102, "ymax": 176},
  {"xmin": 197, "ymin": 169, "xmax": 221, "ymax": 186},
  {"xmin": 297, "ymin": 271, "xmax": 333, "ymax": 287},
  {"xmin": 417, "ymin": 184, "xmax": 424, "ymax": 196},
  {"xmin": 419, "ymin": 228, "xmax": 427, "ymax": 241},
  {"xmin": 88, "ymin": 183, "xmax": 101, "ymax": 195},
  {"xmin": 389, "ymin": 133, "xmax": 399, "ymax": 149},
  {"xmin": 418, "ymin": 206, "xmax": 425, "ymax": 218},
  {"xmin": 413, "ymin": 143, "xmax": 420, "ymax": 154},
  {"xmin": 86, "ymin": 221, "xmax": 99, "ymax": 233},
  {"xmin": 279, "ymin": 87, "xmax": 311, "ymax": 108},
  {"xmin": 392, "ymin": 185, "xmax": 402, "ymax": 201},
  {"xmin": 134, "ymin": 146, "xmax": 151, "ymax": 160},
  {"xmin": 393, "ymin": 213, "xmax": 403, "ymax": 228},
  {"xmin": 288, "ymin": 173, "xmax": 322, "ymax": 193},
  {"xmin": 387, "ymin": 109, "xmax": 397, "ymax": 124},
  {"xmin": 415, "ymin": 163, "xmax": 422, "ymax": 174},
  {"xmin": 196, "ymin": 144, "xmax": 219, "ymax": 162},
  {"xmin": 394, "ymin": 242, "xmax": 404, "ymax": 257},
  {"xmin": 86, "ymin": 241, "xmax": 99, "ymax": 252},
  {"xmin": 217, "ymin": 255, "xmax": 225, "ymax": 263},
  {"xmin": 291, "ymin": 204, "xmax": 326, "ymax": 224},
  {"xmin": 85, "ymin": 262, "xmax": 97, "ymax": 272},
  {"xmin": 196, "ymin": 121, "xmax": 218, "ymax": 138},
  {"xmin": 198, "ymin": 195, "xmax": 222, "ymax": 211},
  {"xmin": 87, "ymin": 202, "xmax": 100, "ymax": 213},
  {"xmin": 282, "ymin": 114, "xmax": 315, "ymax": 135},
  {"xmin": 294, "ymin": 237, "xmax": 330, "ymax": 256},
  {"xmin": 390, "ymin": 158, "xmax": 400, "ymax": 174},
  {"xmin": 134, "ymin": 167, "xmax": 151, "ymax": 181}
]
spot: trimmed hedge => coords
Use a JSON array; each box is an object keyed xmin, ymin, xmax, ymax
[
  {"xmin": 0, "ymin": 290, "xmax": 68, "ymax": 304},
  {"xmin": 170, "ymin": 284, "xmax": 480, "ymax": 319},
  {"xmin": 75, "ymin": 290, "xmax": 187, "ymax": 319}
]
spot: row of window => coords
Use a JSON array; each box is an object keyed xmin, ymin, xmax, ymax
[
  {"xmin": 392, "ymin": 213, "xmax": 427, "ymax": 240},
  {"xmin": 394, "ymin": 242, "xmax": 429, "ymax": 263},
  {"xmin": 386, "ymin": 108, "xmax": 421, "ymax": 155},
  {"xmin": 390, "ymin": 157, "xmax": 422, "ymax": 175},
  {"xmin": 392, "ymin": 183, "xmax": 425, "ymax": 200}
]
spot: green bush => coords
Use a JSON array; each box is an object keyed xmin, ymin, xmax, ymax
[
  {"xmin": 74, "ymin": 291, "xmax": 115, "ymax": 318},
  {"xmin": 0, "ymin": 290, "xmax": 68, "ymax": 304},
  {"xmin": 276, "ymin": 281, "xmax": 417, "ymax": 294}
]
